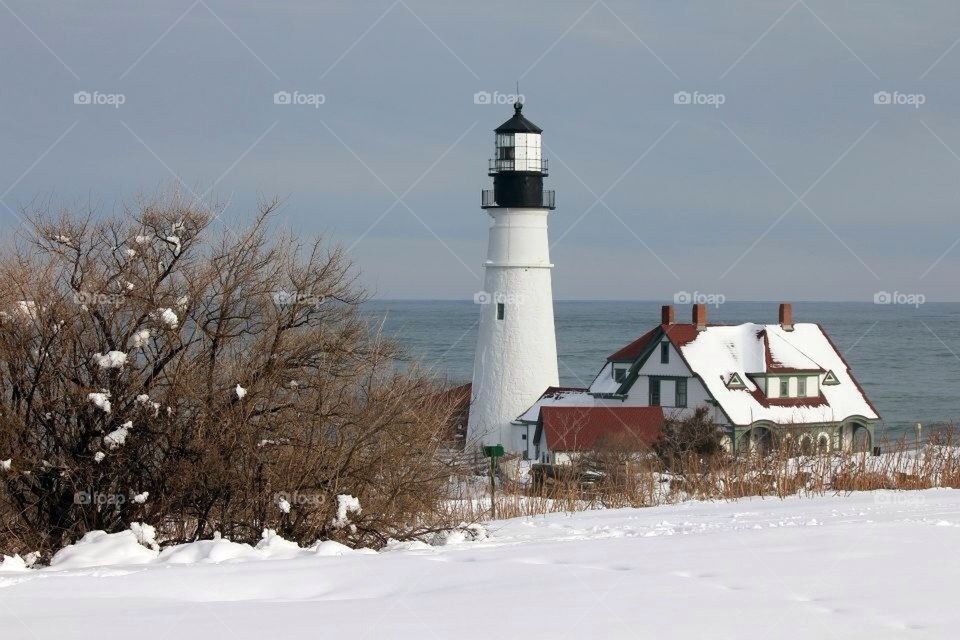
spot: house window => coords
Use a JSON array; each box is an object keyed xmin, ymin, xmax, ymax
[
  {"xmin": 660, "ymin": 342, "xmax": 669, "ymax": 364},
  {"xmin": 649, "ymin": 378, "xmax": 661, "ymax": 406},
  {"xmin": 676, "ymin": 378, "xmax": 687, "ymax": 408},
  {"xmin": 780, "ymin": 377, "xmax": 790, "ymax": 397},
  {"xmin": 614, "ymin": 366, "xmax": 627, "ymax": 383},
  {"xmin": 797, "ymin": 377, "xmax": 806, "ymax": 396},
  {"xmin": 496, "ymin": 303, "xmax": 505, "ymax": 320}
]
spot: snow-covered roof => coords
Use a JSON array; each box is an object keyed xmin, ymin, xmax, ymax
[
  {"xmin": 675, "ymin": 322, "xmax": 879, "ymax": 426},
  {"xmin": 515, "ymin": 386, "xmax": 592, "ymax": 423}
]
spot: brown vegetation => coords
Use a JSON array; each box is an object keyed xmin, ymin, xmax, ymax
[
  {"xmin": 0, "ymin": 192, "xmax": 465, "ymax": 558},
  {"xmin": 447, "ymin": 430, "xmax": 960, "ymax": 522}
]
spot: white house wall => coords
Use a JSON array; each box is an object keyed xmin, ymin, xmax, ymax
[{"xmin": 619, "ymin": 341, "xmax": 716, "ymax": 414}]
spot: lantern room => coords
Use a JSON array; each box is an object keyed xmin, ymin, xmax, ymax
[{"xmin": 482, "ymin": 102, "xmax": 555, "ymax": 210}]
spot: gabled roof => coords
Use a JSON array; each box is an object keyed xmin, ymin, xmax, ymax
[
  {"xmin": 606, "ymin": 326, "xmax": 659, "ymax": 362},
  {"xmin": 495, "ymin": 103, "xmax": 543, "ymax": 134},
  {"xmin": 606, "ymin": 321, "xmax": 879, "ymax": 427},
  {"xmin": 606, "ymin": 323, "xmax": 702, "ymax": 362},
  {"xmin": 535, "ymin": 405, "xmax": 664, "ymax": 452}
]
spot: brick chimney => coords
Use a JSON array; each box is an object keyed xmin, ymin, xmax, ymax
[
  {"xmin": 779, "ymin": 303, "xmax": 794, "ymax": 331},
  {"xmin": 692, "ymin": 303, "xmax": 707, "ymax": 331},
  {"xmin": 661, "ymin": 304, "xmax": 674, "ymax": 325}
]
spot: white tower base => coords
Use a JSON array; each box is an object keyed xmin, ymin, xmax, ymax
[{"xmin": 466, "ymin": 207, "xmax": 559, "ymax": 453}]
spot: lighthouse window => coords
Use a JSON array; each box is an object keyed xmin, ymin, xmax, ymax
[{"xmin": 496, "ymin": 303, "xmax": 505, "ymax": 320}]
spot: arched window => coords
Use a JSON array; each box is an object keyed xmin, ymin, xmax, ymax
[{"xmin": 817, "ymin": 433, "xmax": 830, "ymax": 453}]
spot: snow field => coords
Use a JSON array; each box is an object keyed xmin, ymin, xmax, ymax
[{"xmin": 1, "ymin": 489, "xmax": 959, "ymax": 638}]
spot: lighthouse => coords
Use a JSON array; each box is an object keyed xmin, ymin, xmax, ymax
[{"xmin": 466, "ymin": 102, "xmax": 559, "ymax": 453}]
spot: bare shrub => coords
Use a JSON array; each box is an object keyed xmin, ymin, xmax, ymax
[
  {"xmin": 0, "ymin": 191, "xmax": 463, "ymax": 557},
  {"xmin": 653, "ymin": 407, "xmax": 727, "ymax": 470}
]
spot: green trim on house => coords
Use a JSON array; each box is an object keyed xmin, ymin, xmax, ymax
[
  {"xmin": 614, "ymin": 326, "xmax": 665, "ymax": 395},
  {"xmin": 730, "ymin": 416, "xmax": 879, "ymax": 456},
  {"xmin": 726, "ymin": 372, "xmax": 746, "ymax": 389},
  {"xmin": 822, "ymin": 370, "xmax": 840, "ymax": 385}
]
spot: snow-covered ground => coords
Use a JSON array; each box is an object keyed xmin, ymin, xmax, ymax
[{"xmin": 3, "ymin": 490, "xmax": 959, "ymax": 639}]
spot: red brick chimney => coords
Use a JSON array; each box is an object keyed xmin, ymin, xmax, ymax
[
  {"xmin": 692, "ymin": 303, "xmax": 707, "ymax": 331},
  {"xmin": 779, "ymin": 303, "xmax": 794, "ymax": 331},
  {"xmin": 661, "ymin": 304, "xmax": 674, "ymax": 325}
]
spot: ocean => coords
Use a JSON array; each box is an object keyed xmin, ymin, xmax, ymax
[{"xmin": 364, "ymin": 301, "xmax": 960, "ymax": 443}]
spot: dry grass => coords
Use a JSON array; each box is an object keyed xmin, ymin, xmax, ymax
[{"xmin": 445, "ymin": 432, "xmax": 960, "ymax": 523}]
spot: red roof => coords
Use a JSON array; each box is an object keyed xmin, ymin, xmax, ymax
[
  {"xmin": 606, "ymin": 327, "xmax": 658, "ymax": 361},
  {"xmin": 607, "ymin": 323, "xmax": 700, "ymax": 362},
  {"xmin": 662, "ymin": 323, "xmax": 700, "ymax": 348},
  {"xmin": 749, "ymin": 387, "xmax": 828, "ymax": 408},
  {"xmin": 539, "ymin": 405, "xmax": 664, "ymax": 452}
]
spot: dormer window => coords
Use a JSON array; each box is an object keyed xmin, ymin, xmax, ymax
[
  {"xmin": 613, "ymin": 365, "xmax": 628, "ymax": 383},
  {"xmin": 780, "ymin": 378, "xmax": 790, "ymax": 397},
  {"xmin": 726, "ymin": 372, "xmax": 746, "ymax": 389},
  {"xmin": 797, "ymin": 377, "xmax": 806, "ymax": 396}
]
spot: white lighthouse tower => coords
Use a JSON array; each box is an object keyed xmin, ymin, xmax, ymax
[{"xmin": 466, "ymin": 102, "xmax": 559, "ymax": 453}]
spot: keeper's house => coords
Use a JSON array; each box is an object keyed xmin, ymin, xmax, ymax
[{"xmin": 514, "ymin": 304, "xmax": 880, "ymax": 463}]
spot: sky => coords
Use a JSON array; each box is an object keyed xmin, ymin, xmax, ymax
[{"xmin": 1, "ymin": 0, "xmax": 959, "ymax": 301}]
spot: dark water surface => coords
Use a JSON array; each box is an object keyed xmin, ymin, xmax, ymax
[{"xmin": 364, "ymin": 301, "xmax": 960, "ymax": 443}]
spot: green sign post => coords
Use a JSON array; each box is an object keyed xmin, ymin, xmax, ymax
[{"xmin": 482, "ymin": 444, "xmax": 504, "ymax": 519}]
